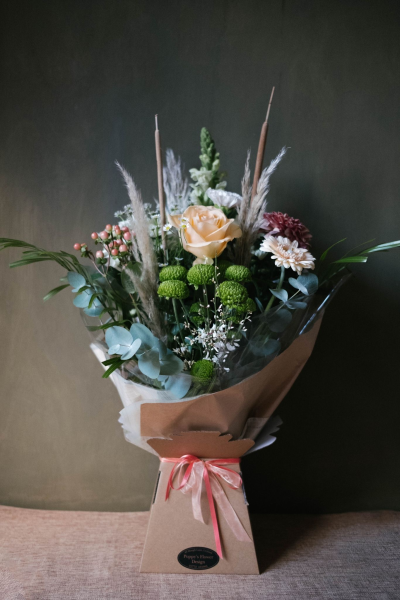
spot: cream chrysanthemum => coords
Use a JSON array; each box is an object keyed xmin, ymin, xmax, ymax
[{"xmin": 260, "ymin": 235, "xmax": 315, "ymax": 274}]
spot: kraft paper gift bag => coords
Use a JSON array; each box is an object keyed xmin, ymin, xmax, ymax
[{"xmin": 140, "ymin": 431, "xmax": 259, "ymax": 574}]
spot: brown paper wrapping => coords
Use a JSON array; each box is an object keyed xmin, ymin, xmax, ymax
[
  {"xmin": 141, "ymin": 318, "xmax": 322, "ymax": 441},
  {"xmin": 140, "ymin": 319, "xmax": 322, "ymax": 574}
]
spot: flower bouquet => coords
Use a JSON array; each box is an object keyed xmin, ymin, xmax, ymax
[{"xmin": 1, "ymin": 114, "xmax": 399, "ymax": 574}]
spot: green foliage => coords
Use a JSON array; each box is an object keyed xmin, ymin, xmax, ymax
[
  {"xmin": 43, "ymin": 284, "xmax": 70, "ymax": 302},
  {"xmin": 189, "ymin": 302, "xmax": 206, "ymax": 325},
  {"xmin": 225, "ymin": 265, "xmax": 252, "ymax": 283},
  {"xmin": 191, "ymin": 359, "xmax": 214, "ymax": 381},
  {"xmin": 121, "ymin": 262, "xmax": 142, "ymax": 293},
  {"xmin": 0, "ymin": 238, "xmax": 90, "ymax": 278},
  {"xmin": 159, "ymin": 265, "xmax": 188, "ymax": 282},
  {"xmin": 319, "ymin": 239, "xmax": 347, "ymax": 262},
  {"xmin": 218, "ymin": 281, "xmax": 248, "ymax": 306},
  {"xmin": 157, "ymin": 280, "xmax": 189, "ymax": 300},
  {"xmin": 187, "ymin": 264, "xmax": 214, "ymax": 287},
  {"xmin": 318, "ymin": 238, "xmax": 400, "ymax": 285}
]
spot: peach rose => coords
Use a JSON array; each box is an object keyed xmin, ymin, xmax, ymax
[{"xmin": 169, "ymin": 205, "xmax": 242, "ymax": 264}]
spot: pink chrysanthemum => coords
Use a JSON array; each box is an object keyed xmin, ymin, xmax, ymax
[{"xmin": 260, "ymin": 212, "xmax": 312, "ymax": 248}]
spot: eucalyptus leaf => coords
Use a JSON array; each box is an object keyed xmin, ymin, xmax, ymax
[
  {"xmin": 73, "ymin": 290, "xmax": 92, "ymax": 308},
  {"xmin": 249, "ymin": 336, "xmax": 281, "ymax": 357},
  {"xmin": 105, "ymin": 326, "xmax": 142, "ymax": 359},
  {"xmin": 157, "ymin": 339, "xmax": 169, "ymax": 362},
  {"xmin": 286, "ymin": 300, "xmax": 307, "ymax": 310},
  {"xmin": 288, "ymin": 277, "xmax": 307, "ymax": 295},
  {"xmin": 160, "ymin": 351, "xmax": 184, "ymax": 376},
  {"xmin": 108, "ymin": 344, "xmax": 122, "ymax": 355},
  {"xmin": 106, "ymin": 326, "xmax": 134, "ymax": 349},
  {"xmin": 269, "ymin": 288, "xmax": 288, "ymax": 303},
  {"xmin": 121, "ymin": 337, "xmax": 142, "ymax": 360},
  {"xmin": 130, "ymin": 323, "xmax": 158, "ymax": 350},
  {"xmin": 255, "ymin": 297, "xmax": 264, "ymax": 312},
  {"xmin": 164, "ymin": 373, "xmax": 191, "ymax": 399},
  {"xmin": 138, "ymin": 347, "xmax": 161, "ymax": 379},
  {"xmin": 83, "ymin": 301, "xmax": 104, "ymax": 317},
  {"xmin": 267, "ymin": 307, "xmax": 292, "ymax": 332},
  {"xmin": 67, "ymin": 272, "xmax": 86, "ymax": 292},
  {"xmin": 289, "ymin": 273, "xmax": 319, "ymax": 295}
]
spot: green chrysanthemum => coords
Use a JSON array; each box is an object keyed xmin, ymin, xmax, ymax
[
  {"xmin": 189, "ymin": 302, "xmax": 206, "ymax": 325},
  {"xmin": 159, "ymin": 265, "xmax": 188, "ymax": 282},
  {"xmin": 246, "ymin": 298, "xmax": 256, "ymax": 313},
  {"xmin": 218, "ymin": 281, "xmax": 248, "ymax": 306},
  {"xmin": 225, "ymin": 265, "xmax": 252, "ymax": 283},
  {"xmin": 187, "ymin": 264, "xmax": 214, "ymax": 287},
  {"xmin": 157, "ymin": 280, "xmax": 189, "ymax": 300},
  {"xmin": 190, "ymin": 359, "xmax": 214, "ymax": 381},
  {"xmin": 224, "ymin": 298, "xmax": 256, "ymax": 323}
]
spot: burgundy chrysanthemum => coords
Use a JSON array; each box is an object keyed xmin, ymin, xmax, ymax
[{"xmin": 260, "ymin": 212, "xmax": 312, "ymax": 248}]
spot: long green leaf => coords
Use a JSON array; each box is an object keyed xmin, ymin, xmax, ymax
[
  {"xmin": 333, "ymin": 256, "xmax": 368, "ymax": 264},
  {"xmin": 319, "ymin": 239, "xmax": 347, "ymax": 262},
  {"xmin": 342, "ymin": 239, "xmax": 375, "ymax": 258},
  {"xmin": 102, "ymin": 361, "xmax": 124, "ymax": 378},
  {"xmin": 360, "ymin": 240, "xmax": 400, "ymax": 254},
  {"xmin": 86, "ymin": 320, "xmax": 129, "ymax": 332},
  {"xmin": 43, "ymin": 284, "xmax": 70, "ymax": 302},
  {"xmin": 102, "ymin": 357, "xmax": 122, "ymax": 366},
  {"xmin": 10, "ymin": 257, "xmax": 52, "ymax": 268}
]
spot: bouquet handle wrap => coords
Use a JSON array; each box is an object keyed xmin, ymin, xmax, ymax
[
  {"xmin": 140, "ymin": 318, "xmax": 322, "ymax": 442},
  {"xmin": 140, "ymin": 432, "xmax": 259, "ymax": 574}
]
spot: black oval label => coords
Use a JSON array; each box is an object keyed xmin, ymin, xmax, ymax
[{"xmin": 177, "ymin": 546, "xmax": 220, "ymax": 570}]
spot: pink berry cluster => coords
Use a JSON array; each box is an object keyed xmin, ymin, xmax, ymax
[{"xmin": 73, "ymin": 224, "xmax": 133, "ymax": 265}]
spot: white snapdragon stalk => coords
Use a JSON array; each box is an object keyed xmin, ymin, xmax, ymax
[{"xmin": 189, "ymin": 166, "xmax": 227, "ymax": 203}]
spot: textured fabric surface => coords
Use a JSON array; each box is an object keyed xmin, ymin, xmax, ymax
[{"xmin": 0, "ymin": 506, "xmax": 399, "ymax": 600}]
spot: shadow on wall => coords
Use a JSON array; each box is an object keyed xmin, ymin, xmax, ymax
[{"xmin": 243, "ymin": 275, "xmax": 400, "ymax": 514}]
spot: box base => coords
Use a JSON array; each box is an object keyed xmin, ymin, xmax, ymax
[{"xmin": 140, "ymin": 461, "xmax": 259, "ymax": 575}]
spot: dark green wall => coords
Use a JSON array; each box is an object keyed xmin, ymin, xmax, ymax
[{"xmin": 0, "ymin": 0, "xmax": 399, "ymax": 513}]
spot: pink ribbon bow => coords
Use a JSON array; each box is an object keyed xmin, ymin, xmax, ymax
[{"xmin": 161, "ymin": 454, "xmax": 251, "ymax": 558}]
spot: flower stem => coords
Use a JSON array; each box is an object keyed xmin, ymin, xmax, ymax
[
  {"xmin": 264, "ymin": 266, "xmax": 285, "ymax": 314},
  {"xmin": 128, "ymin": 293, "xmax": 144, "ymax": 324},
  {"xmin": 203, "ymin": 285, "xmax": 210, "ymax": 330},
  {"xmin": 172, "ymin": 298, "xmax": 185, "ymax": 346},
  {"xmin": 179, "ymin": 299, "xmax": 191, "ymax": 330}
]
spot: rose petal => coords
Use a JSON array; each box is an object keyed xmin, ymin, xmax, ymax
[{"xmin": 168, "ymin": 213, "xmax": 182, "ymax": 228}]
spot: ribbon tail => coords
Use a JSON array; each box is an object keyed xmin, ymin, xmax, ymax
[
  {"xmin": 189, "ymin": 460, "xmax": 205, "ymax": 524},
  {"xmin": 203, "ymin": 464, "xmax": 223, "ymax": 559},
  {"xmin": 210, "ymin": 474, "xmax": 252, "ymax": 543}
]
